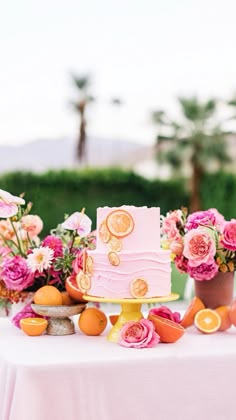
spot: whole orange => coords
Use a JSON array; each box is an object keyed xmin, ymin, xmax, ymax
[
  {"xmin": 215, "ymin": 305, "xmax": 232, "ymax": 331},
  {"xmin": 34, "ymin": 285, "xmax": 63, "ymax": 306},
  {"xmin": 229, "ymin": 300, "xmax": 236, "ymax": 326},
  {"xmin": 78, "ymin": 307, "xmax": 107, "ymax": 336},
  {"xmin": 61, "ymin": 291, "xmax": 76, "ymax": 306}
]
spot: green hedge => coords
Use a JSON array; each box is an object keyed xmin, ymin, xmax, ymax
[
  {"xmin": 0, "ymin": 168, "xmax": 189, "ymax": 234},
  {"xmin": 0, "ymin": 168, "xmax": 235, "ymax": 235}
]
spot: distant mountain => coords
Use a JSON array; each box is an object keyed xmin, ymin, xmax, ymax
[{"xmin": 0, "ymin": 137, "xmax": 154, "ymax": 174}]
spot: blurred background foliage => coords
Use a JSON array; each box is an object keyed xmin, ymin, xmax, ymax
[{"xmin": 0, "ymin": 168, "xmax": 235, "ymax": 237}]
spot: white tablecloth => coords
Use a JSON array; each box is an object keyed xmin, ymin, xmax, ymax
[{"xmin": 0, "ymin": 314, "xmax": 236, "ymax": 420}]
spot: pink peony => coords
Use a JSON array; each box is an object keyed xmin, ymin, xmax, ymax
[
  {"xmin": 42, "ymin": 235, "xmax": 63, "ymax": 258},
  {"xmin": 12, "ymin": 303, "xmax": 43, "ymax": 329},
  {"xmin": 183, "ymin": 228, "xmax": 216, "ymax": 267},
  {"xmin": 148, "ymin": 306, "xmax": 181, "ymax": 323},
  {"xmin": 61, "ymin": 212, "xmax": 92, "ymax": 237},
  {"xmin": 220, "ymin": 219, "xmax": 236, "ymax": 251},
  {"xmin": 0, "ymin": 189, "xmax": 25, "ymax": 218},
  {"xmin": 187, "ymin": 261, "xmax": 219, "ymax": 281},
  {"xmin": 186, "ymin": 210, "xmax": 216, "ymax": 230},
  {"xmin": 21, "ymin": 215, "xmax": 43, "ymax": 238},
  {"xmin": 118, "ymin": 319, "xmax": 160, "ymax": 349},
  {"xmin": 0, "ymin": 256, "xmax": 34, "ymax": 291}
]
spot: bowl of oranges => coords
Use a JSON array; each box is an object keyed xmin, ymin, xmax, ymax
[{"xmin": 31, "ymin": 285, "xmax": 87, "ymax": 335}]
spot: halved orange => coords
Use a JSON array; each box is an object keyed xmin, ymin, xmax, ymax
[
  {"xmin": 20, "ymin": 317, "xmax": 48, "ymax": 336},
  {"xmin": 148, "ymin": 314, "xmax": 185, "ymax": 343},
  {"xmin": 215, "ymin": 305, "xmax": 232, "ymax": 331},
  {"xmin": 180, "ymin": 296, "xmax": 205, "ymax": 328},
  {"xmin": 194, "ymin": 309, "xmax": 221, "ymax": 334},
  {"xmin": 106, "ymin": 209, "xmax": 134, "ymax": 238},
  {"xmin": 65, "ymin": 275, "xmax": 88, "ymax": 302},
  {"xmin": 99, "ymin": 220, "xmax": 111, "ymax": 243},
  {"xmin": 130, "ymin": 278, "xmax": 148, "ymax": 298}
]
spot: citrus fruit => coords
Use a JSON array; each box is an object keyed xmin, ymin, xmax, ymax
[
  {"xmin": 109, "ymin": 314, "xmax": 119, "ymax": 326},
  {"xmin": 107, "ymin": 236, "xmax": 122, "ymax": 252},
  {"xmin": 194, "ymin": 309, "xmax": 221, "ymax": 334},
  {"xmin": 229, "ymin": 299, "xmax": 236, "ymax": 326},
  {"xmin": 130, "ymin": 278, "xmax": 148, "ymax": 298},
  {"xmin": 65, "ymin": 275, "xmax": 88, "ymax": 302},
  {"xmin": 180, "ymin": 296, "xmax": 205, "ymax": 328},
  {"xmin": 106, "ymin": 209, "xmax": 134, "ymax": 238},
  {"xmin": 85, "ymin": 256, "xmax": 94, "ymax": 275},
  {"xmin": 61, "ymin": 291, "xmax": 76, "ymax": 306},
  {"xmin": 148, "ymin": 314, "xmax": 185, "ymax": 343},
  {"xmin": 34, "ymin": 285, "xmax": 63, "ymax": 306},
  {"xmin": 20, "ymin": 317, "xmax": 48, "ymax": 336},
  {"xmin": 99, "ymin": 220, "xmax": 111, "ymax": 243},
  {"xmin": 78, "ymin": 307, "xmax": 107, "ymax": 336},
  {"xmin": 76, "ymin": 271, "xmax": 91, "ymax": 293},
  {"xmin": 215, "ymin": 305, "xmax": 232, "ymax": 331},
  {"xmin": 108, "ymin": 251, "xmax": 120, "ymax": 266}
]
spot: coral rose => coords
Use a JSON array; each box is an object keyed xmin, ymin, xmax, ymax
[
  {"xmin": 118, "ymin": 319, "xmax": 160, "ymax": 349},
  {"xmin": 21, "ymin": 215, "xmax": 43, "ymax": 239},
  {"xmin": 183, "ymin": 228, "xmax": 216, "ymax": 267},
  {"xmin": 220, "ymin": 219, "xmax": 236, "ymax": 251}
]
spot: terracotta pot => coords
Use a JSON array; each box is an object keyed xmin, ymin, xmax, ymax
[{"xmin": 194, "ymin": 271, "xmax": 234, "ymax": 309}]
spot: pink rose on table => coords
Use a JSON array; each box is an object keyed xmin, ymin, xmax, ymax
[
  {"xmin": 220, "ymin": 219, "xmax": 236, "ymax": 251},
  {"xmin": 0, "ymin": 256, "xmax": 34, "ymax": 291},
  {"xmin": 149, "ymin": 306, "xmax": 181, "ymax": 323},
  {"xmin": 183, "ymin": 228, "xmax": 216, "ymax": 267},
  {"xmin": 187, "ymin": 261, "xmax": 219, "ymax": 281},
  {"xmin": 118, "ymin": 319, "xmax": 160, "ymax": 349},
  {"xmin": 186, "ymin": 210, "xmax": 216, "ymax": 230},
  {"xmin": 12, "ymin": 303, "xmax": 44, "ymax": 329}
]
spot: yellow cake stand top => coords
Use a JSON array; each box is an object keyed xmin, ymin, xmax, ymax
[{"xmin": 83, "ymin": 293, "xmax": 179, "ymax": 343}]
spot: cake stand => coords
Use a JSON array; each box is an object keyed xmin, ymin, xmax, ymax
[
  {"xmin": 31, "ymin": 303, "xmax": 87, "ymax": 335},
  {"xmin": 84, "ymin": 293, "xmax": 179, "ymax": 343}
]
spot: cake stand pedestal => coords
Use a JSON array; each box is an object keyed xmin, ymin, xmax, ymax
[{"xmin": 84, "ymin": 293, "xmax": 179, "ymax": 343}]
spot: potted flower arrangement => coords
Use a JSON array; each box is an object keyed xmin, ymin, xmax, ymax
[
  {"xmin": 0, "ymin": 188, "xmax": 96, "ymax": 323},
  {"xmin": 161, "ymin": 207, "xmax": 236, "ymax": 308}
]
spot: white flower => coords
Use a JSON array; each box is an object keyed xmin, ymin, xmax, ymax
[{"xmin": 27, "ymin": 246, "xmax": 54, "ymax": 273}]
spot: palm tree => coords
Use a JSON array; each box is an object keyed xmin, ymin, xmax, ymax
[
  {"xmin": 71, "ymin": 74, "xmax": 94, "ymax": 164},
  {"xmin": 152, "ymin": 96, "xmax": 231, "ymax": 212}
]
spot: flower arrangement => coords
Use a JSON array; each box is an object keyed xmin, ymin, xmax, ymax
[
  {"xmin": 161, "ymin": 207, "xmax": 236, "ymax": 281},
  {"xmin": 0, "ymin": 188, "xmax": 95, "ymax": 304}
]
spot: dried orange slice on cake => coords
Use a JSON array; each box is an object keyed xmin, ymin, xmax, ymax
[
  {"xmin": 106, "ymin": 209, "xmax": 134, "ymax": 238},
  {"xmin": 107, "ymin": 236, "xmax": 122, "ymax": 252},
  {"xmin": 99, "ymin": 220, "xmax": 111, "ymax": 243},
  {"xmin": 76, "ymin": 272, "xmax": 91, "ymax": 293},
  {"xmin": 194, "ymin": 308, "xmax": 221, "ymax": 334},
  {"xmin": 130, "ymin": 278, "xmax": 148, "ymax": 298}
]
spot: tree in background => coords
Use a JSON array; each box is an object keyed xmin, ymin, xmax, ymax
[
  {"xmin": 152, "ymin": 96, "xmax": 231, "ymax": 212},
  {"xmin": 71, "ymin": 74, "xmax": 94, "ymax": 164}
]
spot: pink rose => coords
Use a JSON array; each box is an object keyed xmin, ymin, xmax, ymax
[
  {"xmin": 183, "ymin": 228, "xmax": 216, "ymax": 267},
  {"xmin": 118, "ymin": 319, "xmax": 160, "ymax": 349},
  {"xmin": 220, "ymin": 219, "xmax": 236, "ymax": 251},
  {"xmin": 0, "ymin": 256, "xmax": 34, "ymax": 291},
  {"xmin": 72, "ymin": 250, "xmax": 84, "ymax": 274},
  {"xmin": 149, "ymin": 306, "xmax": 181, "ymax": 323},
  {"xmin": 186, "ymin": 210, "xmax": 216, "ymax": 230},
  {"xmin": 21, "ymin": 215, "xmax": 43, "ymax": 239},
  {"xmin": 162, "ymin": 210, "xmax": 183, "ymax": 241},
  {"xmin": 209, "ymin": 208, "xmax": 225, "ymax": 233},
  {"xmin": 174, "ymin": 255, "xmax": 188, "ymax": 273},
  {"xmin": 187, "ymin": 261, "xmax": 219, "ymax": 281}
]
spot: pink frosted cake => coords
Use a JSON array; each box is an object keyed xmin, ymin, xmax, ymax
[{"xmin": 78, "ymin": 206, "xmax": 171, "ymax": 299}]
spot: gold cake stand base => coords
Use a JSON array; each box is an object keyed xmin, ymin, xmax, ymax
[{"xmin": 83, "ymin": 293, "xmax": 179, "ymax": 343}]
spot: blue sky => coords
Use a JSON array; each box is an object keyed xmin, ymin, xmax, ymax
[{"xmin": 1, "ymin": 0, "xmax": 236, "ymax": 145}]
